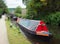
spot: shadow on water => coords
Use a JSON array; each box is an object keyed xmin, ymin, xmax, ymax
[
  {"xmin": 22, "ymin": 30, "xmax": 60, "ymax": 44},
  {"xmin": 50, "ymin": 38, "xmax": 60, "ymax": 44}
]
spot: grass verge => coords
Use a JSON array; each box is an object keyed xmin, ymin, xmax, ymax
[{"xmin": 6, "ymin": 20, "xmax": 31, "ymax": 44}]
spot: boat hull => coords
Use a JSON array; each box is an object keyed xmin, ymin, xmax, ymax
[{"xmin": 17, "ymin": 24, "xmax": 52, "ymax": 42}]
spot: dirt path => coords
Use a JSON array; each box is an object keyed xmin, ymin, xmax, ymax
[{"xmin": 0, "ymin": 15, "xmax": 9, "ymax": 44}]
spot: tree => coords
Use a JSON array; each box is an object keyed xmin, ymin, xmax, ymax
[
  {"xmin": 15, "ymin": 6, "xmax": 22, "ymax": 14},
  {"xmin": 23, "ymin": 0, "xmax": 60, "ymax": 20},
  {"xmin": 0, "ymin": 0, "xmax": 8, "ymax": 14},
  {"xmin": 14, "ymin": 6, "xmax": 22, "ymax": 17}
]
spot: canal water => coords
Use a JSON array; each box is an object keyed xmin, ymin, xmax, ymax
[{"xmin": 20, "ymin": 28, "xmax": 60, "ymax": 44}]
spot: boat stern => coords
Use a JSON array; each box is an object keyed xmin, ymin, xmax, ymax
[{"xmin": 35, "ymin": 20, "xmax": 52, "ymax": 37}]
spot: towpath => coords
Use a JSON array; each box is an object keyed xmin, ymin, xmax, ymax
[{"xmin": 0, "ymin": 15, "xmax": 9, "ymax": 44}]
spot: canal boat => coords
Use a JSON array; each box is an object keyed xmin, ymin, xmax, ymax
[{"xmin": 17, "ymin": 18, "xmax": 52, "ymax": 42}]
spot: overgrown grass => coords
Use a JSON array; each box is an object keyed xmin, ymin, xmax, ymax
[{"xmin": 6, "ymin": 20, "xmax": 31, "ymax": 44}]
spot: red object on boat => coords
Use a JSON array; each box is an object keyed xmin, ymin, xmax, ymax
[
  {"xmin": 36, "ymin": 21, "xmax": 49, "ymax": 36},
  {"xmin": 36, "ymin": 21, "xmax": 48, "ymax": 32}
]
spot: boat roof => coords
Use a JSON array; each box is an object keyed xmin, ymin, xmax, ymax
[{"xmin": 18, "ymin": 18, "xmax": 40, "ymax": 31}]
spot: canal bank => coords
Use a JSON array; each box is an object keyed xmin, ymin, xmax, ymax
[{"xmin": 6, "ymin": 20, "xmax": 31, "ymax": 44}]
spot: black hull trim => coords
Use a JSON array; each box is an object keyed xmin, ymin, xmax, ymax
[{"xmin": 17, "ymin": 24, "xmax": 52, "ymax": 42}]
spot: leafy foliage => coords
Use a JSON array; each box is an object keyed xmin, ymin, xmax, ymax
[
  {"xmin": 44, "ymin": 12, "xmax": 60, "ymax": 26},
  {"xmin": 15, "ymin": 13, "xmax": 22, "ymax": 17},
  {"xmin": 0, "ymin": 0, "xmax": 8, "ymax": 14},
  {"xmin": 15, "ymin": 6, "xmax": 22, "ymax": 14},
  {"xmin": 23, "ymin": 0, "xmax": 60, "ymax": 25},
  {"xmin": 14, "ymin": 6, "xmax": 22, "ymax": 17},
  {"xmin": 23, "ymin": 0, "xmax": 60, "ymax": 20}
]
